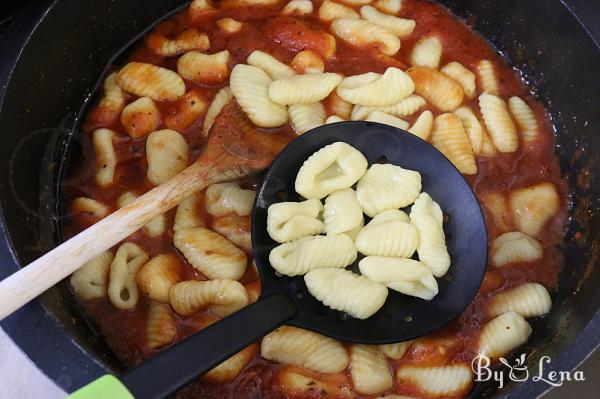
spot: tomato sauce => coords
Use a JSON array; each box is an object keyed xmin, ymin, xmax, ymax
[{"xmin": 62, "ymin": 0, "xmax": 569, "ymax": 397}]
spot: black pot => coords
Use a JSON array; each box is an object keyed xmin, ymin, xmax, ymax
[{"xmin": 0, "ymin": 0, "xmax": 599, "ymax": 397}]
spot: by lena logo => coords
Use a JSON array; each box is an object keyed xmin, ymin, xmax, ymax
[{"xmin": 471, "ymin": 354, "xmax": 585, "ymax": 389}]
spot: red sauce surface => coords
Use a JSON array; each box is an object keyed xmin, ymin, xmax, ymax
[{"xmin": 63, "ymin": 0, "xmax": 569, "ymax": 397}]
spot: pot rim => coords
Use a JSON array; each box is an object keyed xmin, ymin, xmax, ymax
[{"xmin": 0, "ymin": 0, "xmax": 599, "ymax": 396}]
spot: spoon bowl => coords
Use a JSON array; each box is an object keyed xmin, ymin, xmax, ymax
[{"xmin": 253, "ymin": 121, "xmax": 488, "ymax": 342}]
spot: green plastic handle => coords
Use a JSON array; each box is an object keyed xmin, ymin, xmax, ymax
[{"xmin": 68, "ymin": 375, "xmax": 135, "ymax": 399}]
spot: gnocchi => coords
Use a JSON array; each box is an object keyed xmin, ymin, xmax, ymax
[
  {"xmin": 304, "ymin": 268, "xmax": 388, "ymax": 319},
  {"xmin": 146, "ymin": 129, "xmax": 189, "ymax": 185},
  {"xmin": 205, "ymin": 182, "xmax": 255, "ymax": 217},
  {"xmin": 108, "ymin": 242, "xmax": 149, "ymax": 310},
  {"xmin": 295, "ymin": 141, "xmax": 368, "ymax": 199},
  {"xmin": 174, "ymin": 227, "xmax": 247, "ymax": 280},
  {"xmin": 120, "ymin": 97, "xmax": 161, "ymax": 138},
  {"xmin": 136, "ymin": 254, "xmax": 183, "ymax": 303},
  {"xmin": 261, "ymin": 326, "xmax": 349, "ymax": 373},
  {"xmin": 230, "ymin": 64, "xmax": 288, "ymax": 128},
  {"xmin": 177, "ymin": 50, "xmax": 231, "ymax": 84},
  {"xmin": 356, "ymin": 163, "xmax": 422, "ymax": 217},
  {"xmin": 323, "ymin": 188, "xmax": 363, "ymax": 235},
  {"xmin": 169, "ymin": 279, "xmax": 249, "ymax": 317},
  {"xmin": 117, "ymin": 62, "xmax": 185, "ymax": 101},
  {"xmin": 269, "ymin": 235, "xmax": 357, "ymax": 276},
  {"xmin": 337, "ymin": 68, "xmax": 415, "ymax": 106},
  {"xmin": 92, "ymin": 128, "xmax": 117, "ymax": 186},
  {"xmin": 267, "ymin": 199, "xmax": 325, "ymax": 243},
  {"xmin": 491, "ymin": 231, "xmax": 543, "ymax": 267},
  {"xmin": 410, "ymin": 193, "xmax": 451, "ymax": 277},
  {"xmin": 330, "ymin": 19, "xmax": 400, "ymax": 56},
  {"xmin": 359, "ymin": 256, "xmax": 439, "ymax": 300}
]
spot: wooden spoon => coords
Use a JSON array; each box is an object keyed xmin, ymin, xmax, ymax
[{"xmin": 0, "ymin": 102, "xmax": 291, "ymax": 320}]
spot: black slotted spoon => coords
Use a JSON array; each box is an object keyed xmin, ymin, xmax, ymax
[{"xmin": 71, "ymin": 122, "xmax": 488, "ymax": 399}]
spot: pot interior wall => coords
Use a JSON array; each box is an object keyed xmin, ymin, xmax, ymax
[{"xmin": 0, "ymin": 0, "xmax": 599, "ymax": 395}]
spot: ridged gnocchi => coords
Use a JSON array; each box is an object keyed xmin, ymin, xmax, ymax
[
  {"xmin": 410, "ymin": 37, "xmax": 442, "ymax": 69},
  {"xmin": 359, "ymin": 256, "xmax": 438, "ymax": 300},
  {"xmin": 304, "ymin": 268, "xmax": 388, "ymax": 319},
  {"xmin": 269, "ymin": 235, "xmax": 357, "ymax": 276},
  {"xmin": 203, "ymin": 86, "xmax": 233, "ymax": 136},
  {"xmin": 246, "ymin": 50, "xmax": 295, "ymax": 79},
  {"xmin": 319, "ymin": 0, "xmax": 360, "ymax": 22},
  {"xmin": 70, "ymin": 251, "xmax": 113, "ymax": 300},
  {"xmin": 441, "ymin": 61, "xmax": 476, "ymax": 99},
  {"xmin": 337, "ymin": 68, "xmax": 414, "ymax": 106},
  {"xmin": 145, "ymin": 129, "xmax": 189, "ymax": 185},
  {"xmin": 410, "ymin": 193, "xmax": 451, "ymax": 277},
  {"xmin": 212, "ymin": 215, "xmax": 252, "ymax": 253},
  {"xmin": 117, "ymin": 62, "xmax": 185, "ymax": 101},
  {"xmin": 169, "ymin": 279, "xmax": 249, "ymax": 317},
  {"xmin": 261, "ymin": 326, "xmax": 349, "ymax": 373},
  {"xmin": 479, "ymin": 311, "xmax": 532, "ymax": 358},
  {"xmin": 94, "ymin": 72, "xmax": 126, "ymax": 125},
  {"xmin": 360, "ymin": 5, "xmax": 415, "ymax": 38},
  {"xmin": 136, "ymin": 254, "xmax": 182, "ymax": 303},
  {"xmin": 356, "ymin": 163, "xmax": 422, "ymax": 217},
  {"xmin": 108, "ymin": 242, "xmax": 149, "ymax": 310},
  {"xmin": 351, "ymin": 95, "xmax": 425, "ymax": 120},
  {"xmin": 380, "ymin": 340, "xmax": 412, "ymax": 360},
  {"xmin": 323, "ymin": 189, "xmax": 363, "ymax": 235},
  {"xmin": 289, "ymin": 102, "xmax": 326, "ymax": 135},
  {"xmin": 177, "ymin": 50, "xmax": 231, "ymax": 84},
  {"xmin": 230, "ymin": 64, "xmax": 288, "ymax": 128},
  {"xmin": 173, "ymin": 193, "xmax": 204, "ymax": 231},
  {"xmin": 267, "ymin": 199, "xmax": 325, "ymax": 243},
  {"xmin": 146, "ymin": 300, "xmax": 177, "ymax": 350},
  {"xmin": 356, "ymin": 219, "xmax": 418, "ymax": 258},
  {"xmin": 479, "ymin": 93, "xmax": 518, "ymax": 153},
  {"xmin": 491, "ymin": 231, "xmax": 543, "ymax": 267},
  {"xmin": 508, "ymin": 96, "xmax": 539, "ymax": 144},
  {"xmin": 407, "ymin": 66, "xmax": 464, "ymax": 112},
  {"xmin": 453, "ymin": 105, "xmax": 484, "ymax": 154},
  {"xmin": 147, "ymin": 28, "xmax": 210, "ymax": 57},
  {"xmin": 174, "ymin": 227, "xmax": 247, "ymax": 280},
  {"xmin": 488, "ymin": 283, "xmax": 552, "ymax": 318},
  {"xmin": 476, "ymin": 59, "xmax": 499, "ymax": 95},
  {"xmin": 349, "ymin": 344, "xmax": 394, "ymax": 395},
  {"xmin": 431, "ymin": 113, "xmax": 477, "ymax": 175},
  {"xmin": 330, "ymin": 19, "xmax": 400, "ymax": 56},
  {"xmin": 295, "ymin": 141, "xmax": 368, "ymax": 199},
  {"xmin": 396, "ymin": 364, "xmax": 473, "ymax": 397},
  {"xmin": 269, "ymin": 73, "xmax": 342, "ymax": 105},
  {"xmin": 205, "ymin": 182, "xmax": 255, "ymax": 217}
]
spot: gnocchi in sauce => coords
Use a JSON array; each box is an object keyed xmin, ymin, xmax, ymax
[{"xmin": 64, "ymin": 0, "xmax": 568, "ymax": 397}]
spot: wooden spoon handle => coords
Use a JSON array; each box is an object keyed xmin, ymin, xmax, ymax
[{"xmin": 0, "ymin": 152, "xmax": 236, "ymax": 320}]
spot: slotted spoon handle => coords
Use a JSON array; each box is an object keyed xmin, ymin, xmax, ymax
[
  {"xmin": 68, "ymin": 294, "xmax": 297, "ymax": 399},
  {"xmin": 0, "ymin": 151, "xmax": 237, "ymax": 320}
]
